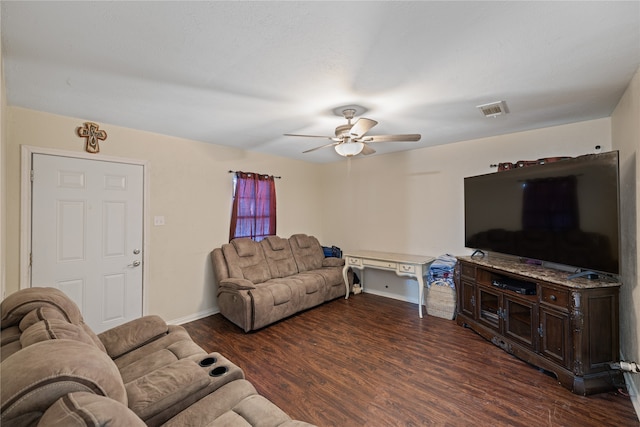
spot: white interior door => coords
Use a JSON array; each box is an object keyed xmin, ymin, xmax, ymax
[{"xmin": 31, "ymin": 153, "xmax": 144, "ymax": 333}]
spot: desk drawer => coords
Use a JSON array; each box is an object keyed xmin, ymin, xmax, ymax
[
  {"xmin": 398, "ymin": 263, "xmax": 416, "ymax": 274},
  {"xmin": 365, "ymin": 259, "xmax": 397, "ymax": 269},
  {"xmin": 346, "ymin": 257, "xmax": 362, "ymax": 267}
]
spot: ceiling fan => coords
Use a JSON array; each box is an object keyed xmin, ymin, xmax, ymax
[{"xmin": 284, "ymin": 108, "xmax": 421, "ymax": 157}]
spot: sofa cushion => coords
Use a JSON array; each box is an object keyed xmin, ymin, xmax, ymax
[
  {"xmin": 0, "ymin": 340, "xmax": 127, "ymax": 426},
  {"xmin": 38, "ymin": 392, "xmax": 145, "ymax": 427},
  {"xmin": 162, "ymin": 379, "xmax": 295, "ymax": 427},
  {"xmin": 263, "ymin": 235, "xmax": 286, "ymax": 251},
  {"xmin": 223, "ymin": 239, "xmax": 272, "ymax": 284},
  {"xmin": 125, "ymin": 358, "xmax": 209, "ymax": 421},
  {"xmin": 322, "ymin": 257, "xmax": 345, "ymax": 268},
  {"xmin": 261, "ymin": 236, "xmax": 299, "ymax": 278},
  {"xmin": 289, "ymin": 234, "xmax": 324, "ymax": 272},
  {"xmin": 0, "ymin": 325, "xmax": 21, "ymax": 361},
  {"xmin": 0, "ymin": 335, "xmax": 22, "ymax": 362},
  {"xmin": 20, "ymin": 319, "xmax": 100, "ymax": 349},
  {"xmin": 1, "ymin": 287, "xmax": 84, "ymax": 329},
  {"xmin": 118, "ymin": 348, "xmax": 181, "ymax": 384},
  {"xmin": 266, "ymin": 282, "xmax": 293, "ymax": 306},
  {"xmin": 1, "ymin": 290, "xmax": 107, "ymax": 355},
  {"xmin": 19, "ymin": 306, "xmax": 68, "ymax": 330},
  {"xmin": 232, "ymin": 238, "xmax": 258, "ymax": 257},
  {"xmin": 98, "ymin": 315, "xmax": 169, "ymax": 359},
  {"xmin": 110, "ymin": 325, "xmax": 202, "ymax": 372}
]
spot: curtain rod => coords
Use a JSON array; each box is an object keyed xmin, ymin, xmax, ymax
[{"xmin": 228, "ymin": 170, "xmax": 281, "ymax": 179}]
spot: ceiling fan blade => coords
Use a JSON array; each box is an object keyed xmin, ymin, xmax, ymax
[
  {"xmin": 349, "ymin": 118, "xmax": 378, "ymax": 138},
  {"xmin": 284, "ymin": 133, "xmax": 336, "ymax": 140},
  {"xmin": 302, "ymin": 142, "xmax": 339, "ymax": 153},
  {"xmin": 361, "ymin": 144, "xmax": 376, "ymax": 155},
  {"xmin": 361, "ymin": 134, "xmax": 421, "ymax": 143}
]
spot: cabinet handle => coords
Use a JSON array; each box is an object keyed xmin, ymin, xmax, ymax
[
  {"xmin": 538, "ymin": 323, "xmax": 544, "ymax": 337},
  {"xmin": 471, "ymin": 295, "xmax": 475, "ymax": 307},
  {"xmin": 550, "ymin": 295, "xmax": 557, "ymax": 301}
]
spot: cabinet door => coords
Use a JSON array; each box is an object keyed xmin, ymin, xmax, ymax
[
  {"xmin": 504, "ymin": 295, "xmax": 537, "ymax": 350},
  {"xmin": 477, "ymin": 286, "xmax": 501, "ymax": 331},
  {"xmin": 460, "ymin": 280, "xmax": 476, "ymax": 318},
  {"xmin": 539, "ymin": 306, "xmax": 571, "ymax": 369}
]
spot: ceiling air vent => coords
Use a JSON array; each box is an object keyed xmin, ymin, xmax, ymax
[{"xmin": 477, "ymin": 101, "xmax": 508, "ymax": 118}]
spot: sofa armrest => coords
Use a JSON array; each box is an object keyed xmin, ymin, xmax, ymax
[
  {"xmin": 322, "ymin": 257, "xmax": 345, "ymax": 267},
  {"xmin": 219, "ymin": 278, "xmax": 256, "ymax": 290},
  {"xmin": 98, "ymin": 315, "xmax": 168, "ymax": 359},
  {"xmin": 126, "ymin": 358, "xmax": 209, "ymax": 422}
]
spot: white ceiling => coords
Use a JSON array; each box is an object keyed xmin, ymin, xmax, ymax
[{"xmin": 2, "ymin": 1, "xmax": 639, "ymax": 163}]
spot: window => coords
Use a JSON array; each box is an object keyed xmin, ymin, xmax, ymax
[{"xmin": 229, "ymin": 171, "xmax": 276, "ymax": 241}]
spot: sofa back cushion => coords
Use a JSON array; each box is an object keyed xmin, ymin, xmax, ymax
[
  {"xmin": 289, "ymin": 234, "xmax": 324, "ymax": 272},
  {"xmin": 1, "ymin": 287, "xmax": 84, "ymax": 329},
  {"xmin": 20, "ymin": 318, "xmax": 103, "ymax": 350},
  {"xmin": 1, "ymin": 289, "xmax": 107, "ymax": 358},
  {"xmin": 260, "ymin": 236, "xmax": 299, "ymax": 278},
  {"xmin": 0, "ymin": 340, "xmax": 127, "ymax": 426},
  {"xmin": 221, "ymin": 238, "xmax": 272, "ymax": 284}
]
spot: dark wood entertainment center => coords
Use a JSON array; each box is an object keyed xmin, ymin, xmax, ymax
[{"xmin": 455, "ymin": 255, "xmax": 622, "ymax": 395}]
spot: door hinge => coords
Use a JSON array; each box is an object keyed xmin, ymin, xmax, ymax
[
  {"xmin": 29, "ymin": 252, "xmax": 32, "ymax": 267},
  {"xmin": 30, "ymin": 170, "xmax": 34, "ymax": 182}
]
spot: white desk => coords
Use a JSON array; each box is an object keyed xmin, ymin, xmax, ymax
[{"xmin": 342, "ymin": 250, "xmax": 435, "ymax": 318}]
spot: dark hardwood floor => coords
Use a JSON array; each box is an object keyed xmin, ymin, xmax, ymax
[{"xmin": 183, "ymin": 293, "xmax": 638, "ymax": 426}]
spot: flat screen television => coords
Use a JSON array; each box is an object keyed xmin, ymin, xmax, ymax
[{"xmin": 464, "ymin": 151, "xmax": 620, "ymax": 276}]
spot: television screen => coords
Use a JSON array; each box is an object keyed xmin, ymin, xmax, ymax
[{"xmin": 464, "ymin": 151, "xmax": 620, "ymax": 275}]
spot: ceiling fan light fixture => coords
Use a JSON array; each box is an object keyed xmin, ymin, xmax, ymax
[{"xmin": 335, "ymin": 141, "xmax": 364, "ymax": 157}]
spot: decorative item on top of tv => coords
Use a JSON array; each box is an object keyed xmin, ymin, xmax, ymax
[
  {"xmin": 76, "ymin": 122, "xmax": 107, "ymax": 153},
  {"xmin": 492, "ymin": 156, "xmax": 573, "ymax": 171}
]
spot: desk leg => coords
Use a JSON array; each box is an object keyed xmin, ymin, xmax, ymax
[
  {"xmin": 417, "ymin": 270, "xmax": 426, "ymax": 318},
  {"xmin": 342, "ymin": 264, "xmax": 350, "ymax": 299}
]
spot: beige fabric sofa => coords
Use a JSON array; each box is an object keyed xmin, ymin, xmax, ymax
[
  {"xmin": 0, "ymin": 287, "xmax": 314, "ymax": 427},
  {"xmin": 212, "ymin": 234, "xmax": 349, "ymax": 332}
]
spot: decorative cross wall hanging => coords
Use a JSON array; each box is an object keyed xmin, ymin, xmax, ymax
[{"xmin": 76, "ymin": 122, "xmax": 107, "ymax": 153}]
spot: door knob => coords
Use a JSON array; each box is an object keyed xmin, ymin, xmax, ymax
[
  {"xmin": 133, "ymin": 249, "xmax": 141, "ymax": 255},
  {"xmin": 128, "ymin": 260, "xmax": 141, "ymax": 267}
]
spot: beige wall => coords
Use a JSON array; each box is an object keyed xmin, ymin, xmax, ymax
[
  {"xmin": 321, "ymin": 118, "xmax": 611, "ymax": 254},
  {"xmin": 1, "ymin": 20, "xmax": 6, "ymax": 300},
  {"xmin": 4, "ymin": 107, "xmax": 323, "ymax": 322},
  {"xmin": 318, "ymin": 118, "xmax": 612, "ymax": 300},
  {"xmin": 612, "ymin": 67, "xmax": 640, "ymax": 413}
]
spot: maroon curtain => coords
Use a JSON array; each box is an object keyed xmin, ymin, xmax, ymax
[{"xmin": 229, "ymin": 172, "xmax": 277, "ymax": 242}]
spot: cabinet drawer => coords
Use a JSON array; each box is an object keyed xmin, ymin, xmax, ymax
[
  {"xmin": 540, "ymin": 286, "xmax": 569, "ymax": 309},
  {"xmin": 346, "ymin": 257, "xmax": 362, "ymax": 267},
  {"xmin": 397, "ymin": 263, "xmax": 415, "ymax": 274},
  {"xmin": 461, "ymin": 263, "xmax": 476, "ymax": 280}
]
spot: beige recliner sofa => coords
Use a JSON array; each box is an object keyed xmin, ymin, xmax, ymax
[
  {"xmin": 212, "ymin": 234, "xmax": 349, "ymax": 332},
  {"xmin": 0, "ymin": 287, "xmax": 314, "ymax": 427}
]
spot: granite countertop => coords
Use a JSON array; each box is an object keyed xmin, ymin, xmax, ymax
[{"xmin": 458, "ymin": 255, "xmax": 621, "ymax": 289}]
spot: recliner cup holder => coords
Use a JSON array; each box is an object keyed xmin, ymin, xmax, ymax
[
  {"xmin": 209, "ymin": 366, "xmax": 228, "ymax": 377},
  {"xmin": 199, "ymin": 357, "xmax": 217, "ymax": 367}
]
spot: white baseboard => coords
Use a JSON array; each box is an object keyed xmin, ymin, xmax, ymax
[
  {"xmin": 362, "ymin": 289, "xmax": 418, "ymax": 305},
  {"xmin": 168, "ymin": 307, "xmax": 219, "ymax": 326},
  {"xmin": 618, "ymin": 350, "xmax": 640, "ymax": 421},
  {"xmin": 624, "ymin": 372, "xmax": 640, "ymax": 421}
]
